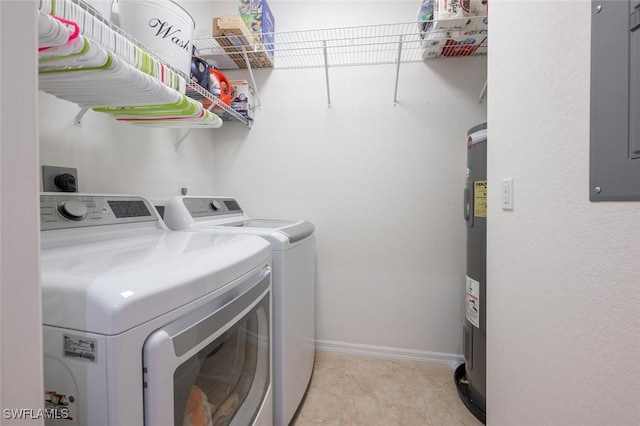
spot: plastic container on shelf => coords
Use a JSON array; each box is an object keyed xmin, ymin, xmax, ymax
[
  {"xmin": 118, "ymin": 0, "xmax": 195, "ymax": 76},
  {"xmin": 209, "ymin": 69, "xmax": 232, "ymax": 105}
]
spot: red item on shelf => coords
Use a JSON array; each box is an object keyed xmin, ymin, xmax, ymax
[
  {"xmin": 441, "ymin": 38, "xmax": 480, "ymax": 57},
  {"xmin": 210, "ymin": 69, "xmax": 232, "ymax": 105}
]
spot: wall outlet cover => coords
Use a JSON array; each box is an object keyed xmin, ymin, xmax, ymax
[{"xmin": 42, "ymin": 166, "xmax": 78, "ymax": 192}]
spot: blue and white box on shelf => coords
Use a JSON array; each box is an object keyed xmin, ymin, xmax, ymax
[{"xmin": 239, "ymin": 0, "xmax": 275, "ymax": 59}]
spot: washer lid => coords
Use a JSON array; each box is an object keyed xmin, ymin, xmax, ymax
[
  {"xmin": 220, "ymin": 219, "xmax": 315, "ymax": 244},
  {"xmin": 40, "ymin": 230, "xmax": 271, "ymax": 335},
  {"xmin": 163, "ymin": 196, "xmax": 315, "ymax": 248}
]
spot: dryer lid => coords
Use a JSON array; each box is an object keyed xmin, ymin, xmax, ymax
[{"xmin": 40, "ymin": 230, "xmax": 271, "ymax": 335}]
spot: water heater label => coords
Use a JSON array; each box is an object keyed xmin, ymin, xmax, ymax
[
  {"xmin": 474, "ymin": 181, "xmax": 487, "ymax": 217},
  {"xmin": 466, "ymin": 275, "xmax": 480, "ymax": 328}
]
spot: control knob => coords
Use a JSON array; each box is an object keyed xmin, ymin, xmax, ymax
[
  {"xmin": 57, "ymin": 200, "xmax": 87, "ymax": 221},
  {"xmin": 210, "ymin": 200, "xmax": 222, "ymax": 211}
]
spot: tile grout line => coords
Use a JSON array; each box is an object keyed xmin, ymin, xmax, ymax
[
  {"xmin": 413, "ymin": 362, "xmax": 436, "ymax": 426},
  {"xmin": 337, "ymin": 354, "xmax": 347, "ymax": 426}
]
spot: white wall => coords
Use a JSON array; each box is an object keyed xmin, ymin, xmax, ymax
[
  {"xmin": 39, "ymin": 94, "xmax": 219, "ymax": 198},
  {"xmin": 183, "ymin": 0, "xmax": 488, "ymax": 358},
  {"xmin": 1, "ymin": 1, "xmax": 44, "ymax": 424},
  {"xmin": 211, "ymin": 61, "xmax": 487, "ymax": 358},
  {"xmin": 487, "ymin": 0, "xmax": 640, "ymax": 424}
]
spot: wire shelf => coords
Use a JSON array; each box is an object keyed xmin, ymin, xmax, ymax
[
  {"xmin": 194, "ymin": 18, "xmax": 488, "ymax": 71},
  {"xmin": 41, "ymin": 0, "xmax": 248, "ymax": 127}
]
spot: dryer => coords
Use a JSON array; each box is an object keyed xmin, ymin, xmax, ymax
[
  {"xmin": 40, "ymin": 193, "xmax": 273, "ymax": 426},
  {"xmin": 161, "ymin": 196, "xmax": 315, "ymax": 426}
]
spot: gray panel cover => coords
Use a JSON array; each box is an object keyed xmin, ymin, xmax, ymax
[{"xmin": 590, "ymin": 0, "xmax": 640, "ymax": 200}]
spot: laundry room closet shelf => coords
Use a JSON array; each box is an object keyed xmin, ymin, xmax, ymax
[
  {"xmin": 194, "ymin": 18, "xmax": 487, "ymax": 105},
  {"xmin": 38, "ymin": 0, "xmax": 250, "ymax": 129}
]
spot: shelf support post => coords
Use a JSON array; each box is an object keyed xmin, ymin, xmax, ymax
[
  {"xmin": 393, "ymin": 35, "xmax": 404, "ymax": 105},
  {"xmin": 241, "ymin": 47, "xmax": 261, "ymax": 108},
  {"xmin": 323, "ymin": 40, "xmax": 331, "ymax": 107}
]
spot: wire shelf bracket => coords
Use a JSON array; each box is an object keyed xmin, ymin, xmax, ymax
[
  {"xmin": 74, "ymin": 107, "xmax": 89, "ymax": 127},
  {"xmin": 393, "ymin": 35, "xmax": 404, "ymax": 105},
  {"xmin": 479, "ymin": 79, "xmax": 487, "ymax": 103},
  {"xmin": 323, "ymin": 41, "xmax": 331, "ymax": 107}
]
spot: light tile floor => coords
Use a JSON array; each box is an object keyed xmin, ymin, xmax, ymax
[{"xmin": 291, "ymin": 351, "xmax": 483, "ymax": 426}]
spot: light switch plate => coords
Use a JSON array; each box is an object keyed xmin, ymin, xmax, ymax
[{"xmin": 502, "ymin": 178, "xmax": 514, "ymax": 210}]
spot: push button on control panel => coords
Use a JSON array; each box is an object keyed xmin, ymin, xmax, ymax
[{"xmin": 57, "ymin": 200, "xmax": 88, "ymax": 221}]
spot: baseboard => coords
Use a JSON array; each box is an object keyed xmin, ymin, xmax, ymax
[{"xmin": 315, "ymin": 339, "xmax": 465, "ymax": 368}]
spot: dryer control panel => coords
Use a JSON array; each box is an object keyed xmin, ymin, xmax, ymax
[
  {"xmin": 183, "ymin": 197, "xmax": 243, "ymax": 218},
  {"xmin": 40, "ymin": 194, "xmax": 158, "ymax": 231}
]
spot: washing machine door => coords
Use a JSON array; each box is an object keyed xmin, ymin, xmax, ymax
[{"xmin": 142, "ymin": 267, "xmax": 272, "ymax": 426}]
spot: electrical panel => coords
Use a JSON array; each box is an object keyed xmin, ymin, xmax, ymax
[{"xmin": 590, "ymin": 0, "xmax": 640, "ymax": 201}]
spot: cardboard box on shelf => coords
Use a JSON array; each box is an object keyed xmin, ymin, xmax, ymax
[
  {"xmin": 213, "ymin": 80, "xmax": 255, "ymax": 121},
  {"xmin": 212, "ymin": 15, "xmax": 273, "ymax": 69},
  {"xmin": 213, "ymin": 15, "xmax": 258, "ymax": 48},
  {"xmin": 238, "ymin": 0, "xmax": 275, "ymax": 59}
]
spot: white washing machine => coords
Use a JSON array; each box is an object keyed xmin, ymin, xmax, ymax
[
  {"xmin": 40, "ymin": 193, "xmax": 274, "ymax": 426},
  {"xmin": 160, "ymin": 196, "xmax": 315, "ymax": 426}
]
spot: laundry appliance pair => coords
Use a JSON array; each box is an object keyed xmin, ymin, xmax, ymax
[{"xmin": 40, "ymin": 193, "xmax": 315, "ymax": 426}]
